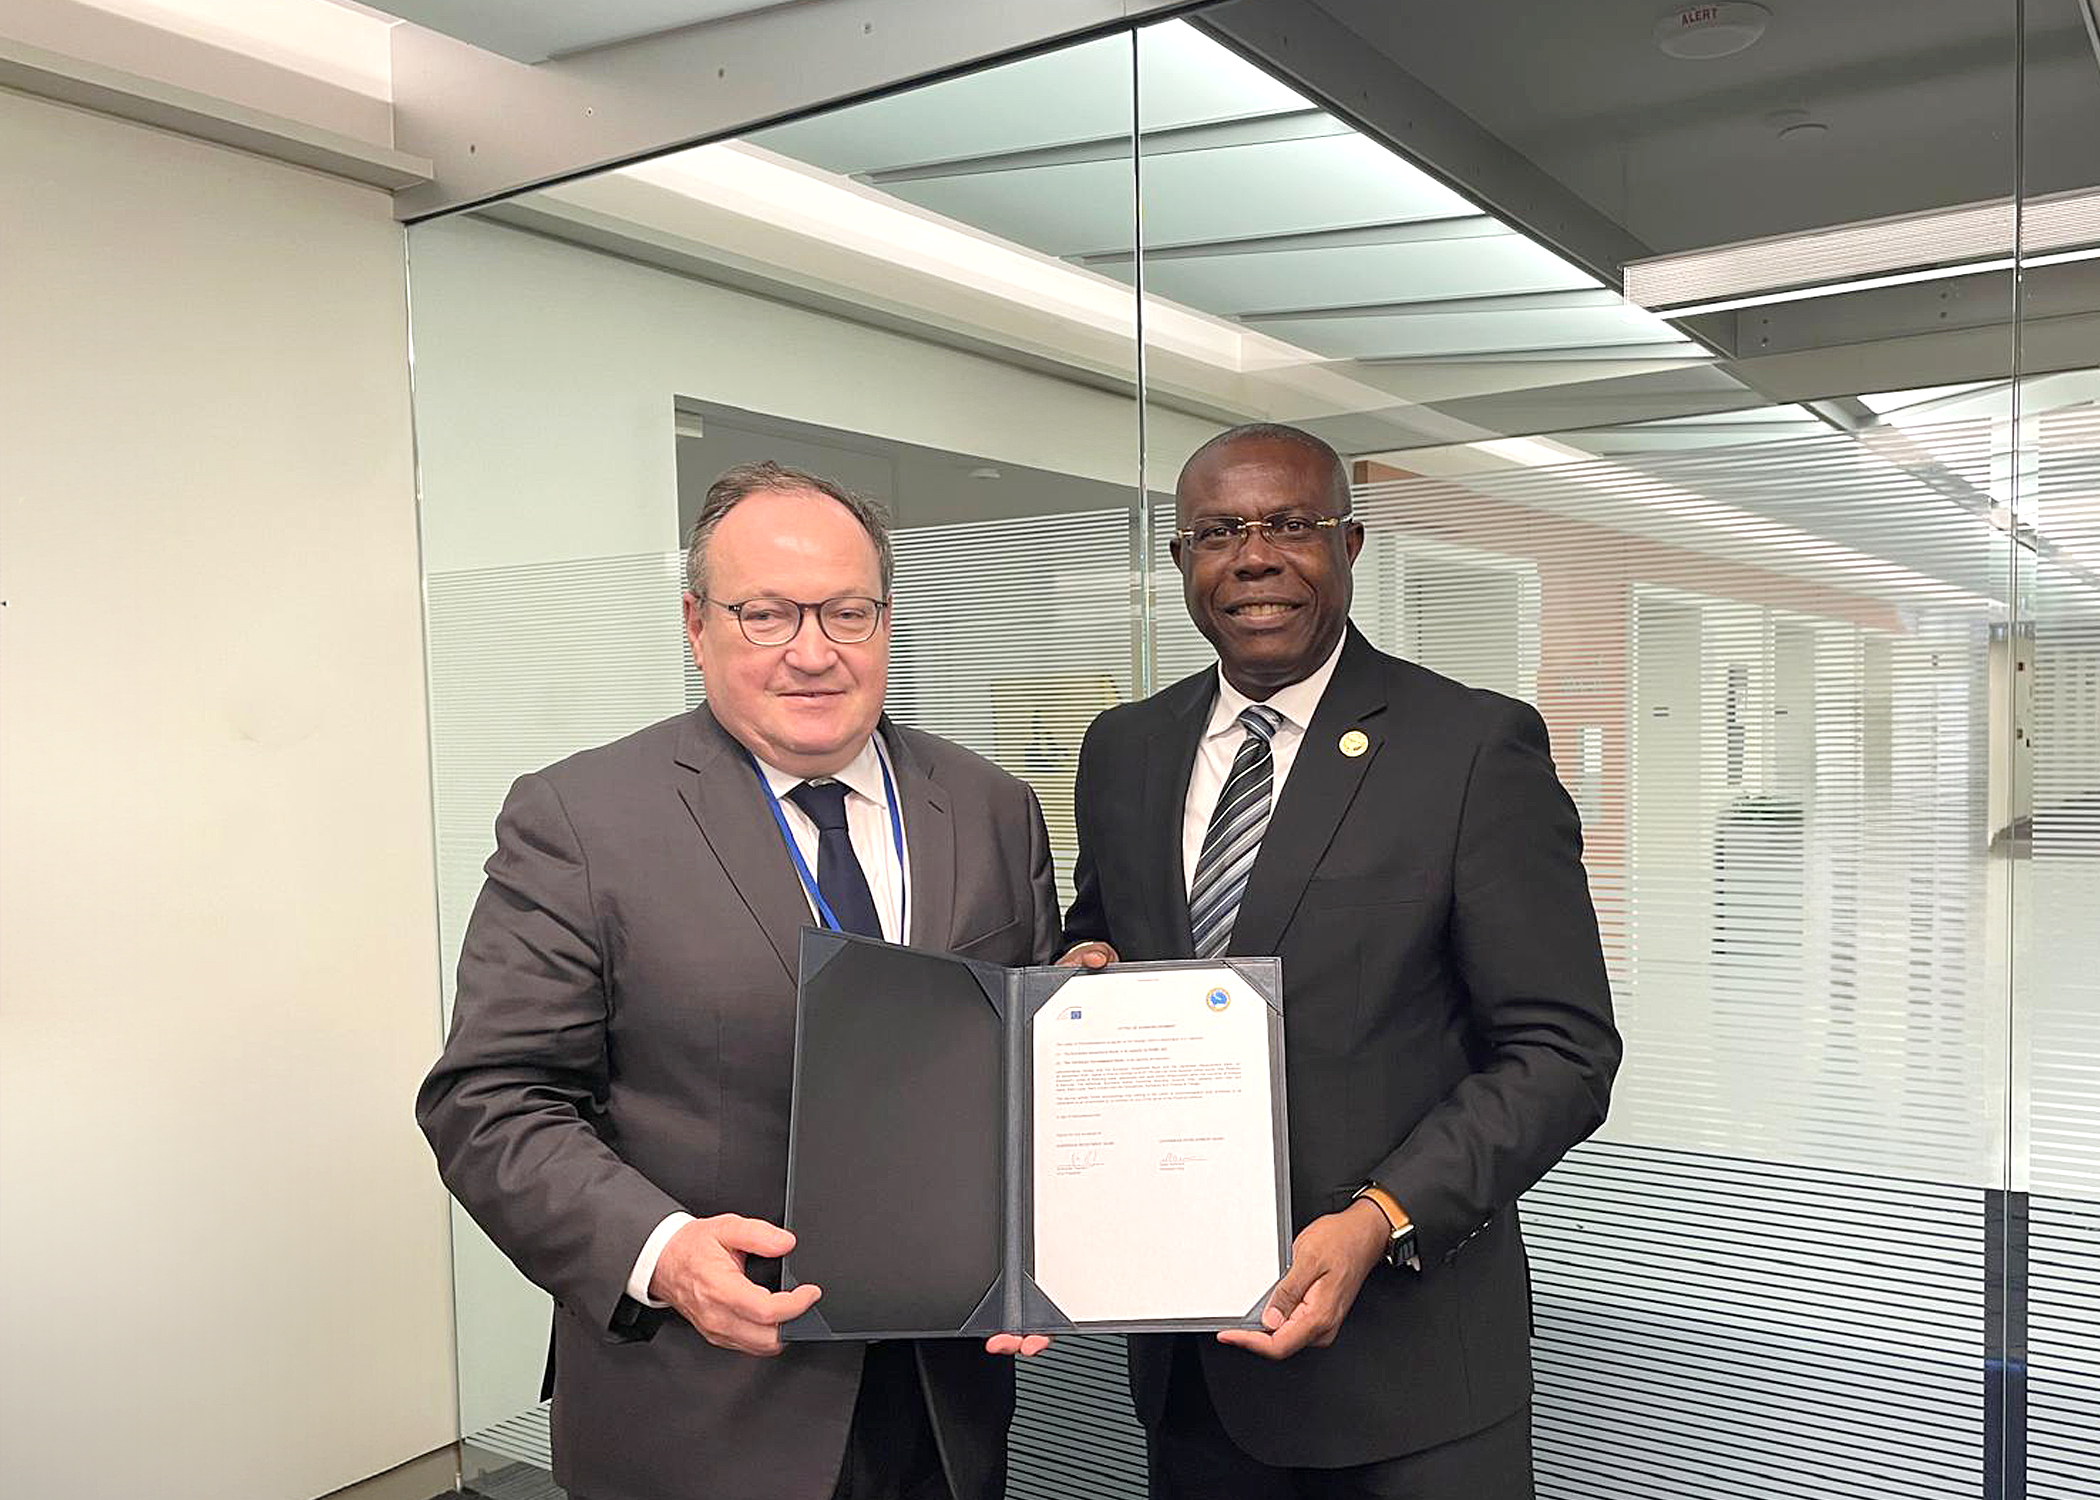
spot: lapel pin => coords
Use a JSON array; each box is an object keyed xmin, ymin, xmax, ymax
[{"xmin": 1339, "ymin": 729, "xmax": 1369, "ymax": 758}]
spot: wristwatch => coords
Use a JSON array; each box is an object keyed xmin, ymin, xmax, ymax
[{"xmin": 1351, "ymin": 1182, "xmax": 1422, "ymax": 1272}]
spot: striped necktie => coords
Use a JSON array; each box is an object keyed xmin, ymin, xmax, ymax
[{"xmin": 1188, "ymin": 705, "xmax": 1284, "ymax": 959}]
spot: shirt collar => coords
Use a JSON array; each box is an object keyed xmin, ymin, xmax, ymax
[
  {"xmin": 1205, "ymin": 630, "xmax": 1348, "ymax": 739},
  {"xmin": 754, "ymin": 735, "xmax": 889, "ymax": 806}
]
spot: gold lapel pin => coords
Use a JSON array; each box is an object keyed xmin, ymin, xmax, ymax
[{"xmin": 1339, "ymin": 729, "xmax": 1369, "ymax": 758}]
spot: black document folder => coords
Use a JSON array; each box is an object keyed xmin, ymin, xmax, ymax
[{"xmin": 780, "ymin": 929, "xmax": 1289, "ymax": 1341}]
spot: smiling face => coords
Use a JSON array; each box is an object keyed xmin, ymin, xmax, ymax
[
  {"xmin": 1172, "ymin": 434, "xmax": 1362, "ymax": 700},
  {"xmin": 683, "ymin": 486, "xmax": 890, "ymax": 778}
]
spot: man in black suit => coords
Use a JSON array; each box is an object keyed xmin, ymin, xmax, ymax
[{"xmin": 1063, "ymin": 424, "xmax": 1621, "ymax": 1497}]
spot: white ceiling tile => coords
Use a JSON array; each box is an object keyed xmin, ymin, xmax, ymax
[
  {"xmin": 750, "ymin": 34, "xmax": 1135, "ymax": 175},
  {"xmin": 1135, "ymin": 17, "xmax": 1310, "ymax": 128},
  {"xmin": 1138, "ymin": 237, "xmax": 1596, "ymax": 316},
  {"xmin": 878, "ymin": 160, "xmax": 1139, "ymax": 258},
  {"xmin": 1140, "ymin": 134, "xmax": 1475, "ymax": 243},
  {"xmin": 1253, "ymin": 304, "xmax": 1698, "ymax": 361}
]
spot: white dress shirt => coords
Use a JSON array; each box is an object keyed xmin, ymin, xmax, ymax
[
  {"xmin": 627, "ymin": 734, "xmax": 908, "ymax": 1308},
  {"xmin": 1182, "ymin": 634, "xmax": 1346, "ymax": 895}
]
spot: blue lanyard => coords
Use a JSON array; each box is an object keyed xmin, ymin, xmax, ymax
[{"xmin": 746, "ymin": 742, "xmax": 908, "ymax": 938}]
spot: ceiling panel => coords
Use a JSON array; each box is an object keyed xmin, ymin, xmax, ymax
[
  {"xmin": 1253, "ymin": 304, "xmax": 1698, "ymax": 361},
  {"xmin": 882, "ymin": 160, "xmax": 1138, "ymax": 258},
  {"xmin": 1134, "ymin": 14, "xmax": 1310, "ymax": 126},
  {"xmin": 1314, "ymin": 0, "xmax": 2100, "ymax": 256},
  {"xmin": 750, "ymin": 34, "xmax": 1136, "ymax": 176},
  {"xmin": 1132, "ymin": 236, "xmax": 1598, "ymax": 318},
  {"xmin": 1135, "ymin": 134, "xmax": 1475, "ymax": 245},
  {"xmin": 1566, "ymin": 406, "xmax": 1831, "ymax": 457},
  {"xmin": 878, "ymin": 133, "xmax": 1478, "ymax": 262},
  {"xmin": 751, "ymin": 17, "xmax": 1311, "ymax": 178}
]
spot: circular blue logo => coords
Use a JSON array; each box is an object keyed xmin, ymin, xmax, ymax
[{"xmin": 1205, "ymin": 987, "xmax": 1232, "ymax": 1012}]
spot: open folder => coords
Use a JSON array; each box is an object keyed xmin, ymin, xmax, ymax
[{"xmin": 781, "ymin": 929, "xmax": 1290, "ymax": 1341}]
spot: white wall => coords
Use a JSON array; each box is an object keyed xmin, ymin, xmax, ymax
[
  {"xmin": 0, "ymin": 92, "xmax": 455, "ymax": 1500},
  {"xmin": 408, "ymin": 213, "xmax": 1218, "ymax": 575}
]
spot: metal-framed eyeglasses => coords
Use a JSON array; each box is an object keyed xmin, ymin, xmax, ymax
[
  {"xmin": 710, "ymin": 595, "xmax": 889, "ymax": 646},
  {"xmin": 1174, "ymin": 512, "xmax": 1355, "ymax": 554}
]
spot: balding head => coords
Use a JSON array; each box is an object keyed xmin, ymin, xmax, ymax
[{"xmin": 1176, "ymin": 423, "xmax": 1351, "ymax": 524}]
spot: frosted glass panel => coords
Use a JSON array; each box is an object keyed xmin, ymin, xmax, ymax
[
  {"xmin": 2024, "ymin": 405, "xmax": 2100, "ymax": 1198},
  {"xmin": 425, "ymin": 553, "xmax": 689, "ymax": 1016},
  {"xmin": 2018, "ymin": 2, "xmax": 2100, "ymax": 1481},
  {"xmin": 412, "ymin": 25, "xmax": 1143, "ymax": 1486},
  {"xmin": 887, "ymin": 509, "xmax": 1134, "ymax": 894},
  {"xmin": 1138, "ymin": 5, "xmax": 2024, "ymax": 1495}
]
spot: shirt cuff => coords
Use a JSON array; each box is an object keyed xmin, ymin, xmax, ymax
[{"xmin": 627, "ymin": 1211, "xmax": 696, "ymax": 1308}]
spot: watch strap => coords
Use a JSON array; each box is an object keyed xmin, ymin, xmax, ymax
[{"xmin": 1351, "ymin": 1182, "xmax": 1422, "ymax": 1272}]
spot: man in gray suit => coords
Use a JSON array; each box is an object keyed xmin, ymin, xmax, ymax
[{"xmin": 419, "ymin": 461, "xmax": 1058, "ymax": 1500}]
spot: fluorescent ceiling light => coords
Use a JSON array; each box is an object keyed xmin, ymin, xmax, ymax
[
  {"xmin": 625, "ymin": 143, "xmax": 1255, "ymax": 370},
  {"xmin": 1654, "ymin": 258, "xmax": 2017, "ymax": 318},
  {"xmin": 1856, "ymin": 382, "xmax": 2000, "ymax": 417},
  {"xmin": 1648, "ymin": 241, "xmax": 2100, "ymax": 319},
  {"xmin": 72, "ymin": 0, "xmax": 395, "ymax": 98},
  {"xmin": 2021, "ymin": 244, "xmax": 2100, "ymax": 269},
  {"xmin": 1627, "ymin": 186, "xmax": 2100, "ymax": 317}
]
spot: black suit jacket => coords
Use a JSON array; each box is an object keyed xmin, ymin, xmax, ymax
[
  {"xmin": 1065, "ymin": 626, "xmax": 1620, "ymax": 1467},
  {"xmin": 418, "ymin": 707, "xmax": 1059, "ymax": 1500}
]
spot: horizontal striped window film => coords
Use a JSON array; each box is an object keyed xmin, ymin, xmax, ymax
[
  {"xmin": 1527, "ymin": 1143, "xmax": 1988, "ymax": 1499},
  {"xmin": 1147, "ymin": 408, "xmax": 2023, "ymax": 1496},
  {"xmin": 428, "ymin": 552, "xmax": 691, "ymax": 1018},
  {"xmin": 2019, "ymin": 398, "xmax": 2100, "ymax": 1500}
]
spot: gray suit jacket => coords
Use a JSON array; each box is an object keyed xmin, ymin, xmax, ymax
[{"xmin": 418, "ymin": 706, "xmax": 1059, "ymax": 1500}]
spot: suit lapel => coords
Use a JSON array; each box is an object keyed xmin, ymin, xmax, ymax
[
  {"xmin": 673, "ymin": 707, "xmax": 812, "ymax": 982},
  {"xmin": 1143, "ymin": 671, "xmax": 1218, "ymax": 959},
  {"xmin": 883, "ymin": 719, "xmax": 956, "ymax": 949},
  {"xmin": 1228, "ymin": 627, "xmax": 1389, "ymax": 958}
]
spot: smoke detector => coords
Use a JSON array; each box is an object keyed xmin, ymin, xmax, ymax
[
  {"xmin": 1655, "ymin": 2, "xmax": 1770, "ymax": 59},
  {"xmin": 1766, "ymin": 107, "xmax": 1828, "ymax": 145}
]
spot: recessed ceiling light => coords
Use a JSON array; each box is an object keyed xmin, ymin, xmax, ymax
[{"xmin": 1655, "ymin": 2, "xmax": 1771, "ymax": 60}]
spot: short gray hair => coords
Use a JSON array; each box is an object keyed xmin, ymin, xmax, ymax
[{"xmin": 684, "ymin": 461, "xmax": 895, "ymax": 601}]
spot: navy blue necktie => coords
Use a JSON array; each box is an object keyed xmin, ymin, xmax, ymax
[{"xmin": 786, "ymin": 780, "xmax": 884, "ymax": 939}]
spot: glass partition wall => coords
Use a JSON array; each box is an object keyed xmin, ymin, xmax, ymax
[
  {"xmin": 408, "ymin": 3, "xmax": 2095, "ymax": 1494},
  {"xmin": 409, "ymin": 33, "xmax": 1146, "ymax": 1495},
  {"xmin": 2017, "ymin": 6, "xmax": 2100, "ymax": 1498},
  {"xmin": 1133, "ymin": 5, "xmax": 2029, "ymax": 1496}
]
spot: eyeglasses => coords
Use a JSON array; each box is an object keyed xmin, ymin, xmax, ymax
[
  {"xmin": 1175, "ymin": 513, "xmax": 1354, "ymax": 554},
  {"xmin": 711, "ymin": 595, "xmax": 889, "ymax": 646}
]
